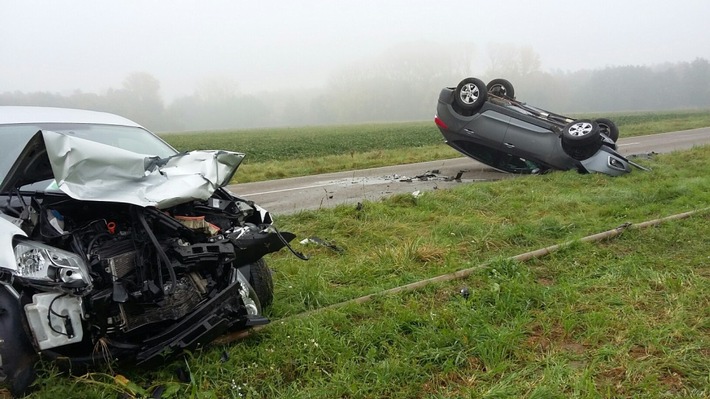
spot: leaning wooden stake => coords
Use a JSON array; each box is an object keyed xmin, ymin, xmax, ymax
[{"xmin": 214, "ymin": 207, "xmax": 709, "ymax": 345}]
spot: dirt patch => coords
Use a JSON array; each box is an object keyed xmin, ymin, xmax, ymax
[
  {"xmin": 536, "ymin": 277, "xmax": 554, "ymax": 286},
  {"xmin": 659, "ymin": 369, "xmax": 685, "ymax": 394},
  {"xmin": 595, "ymin": 366, "xmax": 628, "ymax": 393},
  {"xmin": 628, "ymin": 345, "xmax": 651, "ymax": 360},
  {"xmin": 560, "ymin": 342, "xmax": 587, "ymax": 355},
  {"xmin": 419, "ymin": 357, "xmax": 484, "ymax": 397}
]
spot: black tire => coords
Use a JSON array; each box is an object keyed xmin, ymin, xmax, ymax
[
  {"xmin": 0, "ymin": 287, "xmax": 38, "ymax": 397},
  {"xmin": 248, "ymin": 258, "xmax": 274, "ymax": 309},
  {"xmin": 561, "ymin": 119, "xmax": 601, "ymax": 148},
  {"xmin": 454, "ymin": 77, "xmax": 487, "ymax": 112},
  {"xmin": 594, "ymin": 118, "xmax": 619, "ymax": 142},
  {"xmin": 562, "ymin": 140, "xmax": 603, "ymax": 161},
  {"xmin": 487, "ymin": 78, "xmax": 515, "ymax": 98}
]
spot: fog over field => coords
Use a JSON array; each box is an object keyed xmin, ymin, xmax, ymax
[{"xmin": 2, "ymin": 1, "xmax": 710, "ymax": 131}]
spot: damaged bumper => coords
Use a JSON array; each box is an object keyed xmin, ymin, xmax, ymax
[{"xmin": 135, "ymin": 279, "xmax": 267, "ymax": 365}]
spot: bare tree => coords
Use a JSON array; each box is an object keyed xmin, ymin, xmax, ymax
[{"xmin": 486, "ymin": 43, "xmax": 541, "ymax": 77}]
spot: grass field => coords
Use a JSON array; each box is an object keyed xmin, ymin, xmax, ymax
[
  {"xmin": 23, "ymin": 140, "xmax": 710, "ymax": 398},
  {"xmin": 159, "ymin": 109, "xmax": 710, "ymax": 183}
]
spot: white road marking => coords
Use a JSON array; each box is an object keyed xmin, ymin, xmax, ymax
[{"xmin": 245, "ymin": 182, "xmax": 334, "ymax": 196}]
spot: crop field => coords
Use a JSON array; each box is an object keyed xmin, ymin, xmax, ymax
[
  {"xmin": 23, "ymin": 135, "xmax": 710, "ymax": 398},
  {"xmin": 160, "ymin": 109, "xmax": 710, "ymax": 183},
  {"xmin": 162, "ymin": 121, "xmax": 441, "ymax": 164}
]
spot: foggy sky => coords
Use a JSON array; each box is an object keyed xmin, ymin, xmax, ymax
[{"xmin": 2, "ymin": 0, "xmax": 709, "ymax": 100}]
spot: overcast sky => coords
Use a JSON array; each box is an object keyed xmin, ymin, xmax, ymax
[{"xmin": 2, "ymin": 0, "xmax": 709, "ymax": 100}]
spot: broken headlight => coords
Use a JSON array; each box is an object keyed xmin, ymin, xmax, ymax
[
  {"xmin": 13, "ymin": 238, "xmax": 92, "ymax": 291},
  {"xmin": 232, "ymin": 269, "xmax": 261, "ymax": 316}
]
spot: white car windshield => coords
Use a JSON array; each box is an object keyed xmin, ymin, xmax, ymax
[{"xmin": 0, "ymin": 123, "xmax": 177, "ymax": 181}]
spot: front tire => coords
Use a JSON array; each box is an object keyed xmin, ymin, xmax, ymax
[
  {"xmin": 248, "ymin": 259, "xmax": 274, "ymax": 309},
  {"xmin": 561, "ymin": 119, "xmax": 601, "ymax": 148},
  {"xmin": 0, "ymin": 287, "xmax": 38, "ymax": 397},
  {"xmin": 454, "ymin": 77, "xmax": 488, "ymax": 113},
  {"xmin": 562, "ymin": 141, "xmax": 603, "ymax": 161}
]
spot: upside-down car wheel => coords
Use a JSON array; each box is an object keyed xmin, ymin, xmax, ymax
[
  {"xmin": 454, "ymin": 77, "xmax": 488, "ymax": 113},
  {"xmin": 594, "ymin": 118, "xmax": 619, "ymax": 142},
  {"xmin": 561, "ymin": 119, "xmax": 601, "ymax": 148},
  {"xmin": 487, "ymin": 78, "xmax": 515, "ymax": 98}
]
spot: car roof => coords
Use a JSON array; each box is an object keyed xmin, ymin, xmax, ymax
[{"xmin": 0, "ymin": 106, "xmax": 143, "ymax": 127}]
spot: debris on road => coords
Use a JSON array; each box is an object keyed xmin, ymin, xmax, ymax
[{"xmin": 299, "ymin": 237, "xmax": 345, "ymax": 254}]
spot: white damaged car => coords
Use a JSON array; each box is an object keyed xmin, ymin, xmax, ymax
[{"xmin": 0, "ymin": 107, "xmax": 300, "ymax": 396}]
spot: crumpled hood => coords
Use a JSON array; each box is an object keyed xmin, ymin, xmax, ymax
[{"xmin": 1, "ymin": 130, "xmax": 245, "ymax": 209}]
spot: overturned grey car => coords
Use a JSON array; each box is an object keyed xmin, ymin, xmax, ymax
[
  {"xmin": 0, "ymin": 107, "xmax": 301, "ymax": 396},
  {"xmin": 435, "ymin": 77, "xmax": 645, "ymax": 175}
]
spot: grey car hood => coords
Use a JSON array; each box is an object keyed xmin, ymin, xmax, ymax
[{"xmin": 0, "ymin": 130, "xmax": 244, "ymax": 209}]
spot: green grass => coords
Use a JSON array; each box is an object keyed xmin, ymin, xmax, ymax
[
  {"xmin": 23, "ymin": 145, "xmax": 710, "ymax": 398},
  {"xmin": 160, "ymin": 109, "xmax": 710, "ymax": 183},
  {"xmin": 599, "ymin": 109, "xmax": 710, "ymax": 137},
  {"xmin": 162, "ymin": 121, "xmax": 441, "ymax": 163}
]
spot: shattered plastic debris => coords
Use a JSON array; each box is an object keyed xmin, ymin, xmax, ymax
[
  {"xmin": 399, "ymin": 170, "xmax": 468, "ymax": 183},
  {"xmin": 326, "ymin": 170, "xmax": 482, "ymax": 190},
  {"xmin": 299, "ymin": 237, "xmax": 345, "ymax": 253},
  {"xmin": 629, "ymin": 152, "xmax": 657, "ymax": 160}
]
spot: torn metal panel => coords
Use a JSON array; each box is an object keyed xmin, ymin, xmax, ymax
[{"xmin": 42, "ymin": 131, "xmax": 244, "ymax": 208}]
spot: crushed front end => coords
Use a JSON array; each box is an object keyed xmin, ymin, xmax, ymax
[{"xmin": 0, "ymin": 130, "xmax": 301, "ymax": 396}]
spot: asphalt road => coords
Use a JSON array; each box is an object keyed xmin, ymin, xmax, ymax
[{"xmin": 226, "ymin": 127, "xmax": 710, "ymax": 215}]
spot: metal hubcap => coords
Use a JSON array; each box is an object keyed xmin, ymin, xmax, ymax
[
  {"xmin": 460, "ymin": 83, "xmax": 480, "ymax": 104},
  {"xmin": 568, "ymin": 122, "xmax": 593, "ymax": 137}
]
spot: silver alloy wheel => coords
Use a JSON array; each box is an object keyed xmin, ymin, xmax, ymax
[
  {"xmin": 568, "ymin": 122, "xmax": 594, "ymax": 137},
  {"xmin": 459, "ymin": 83, "xmax": 480, "ymax": 104}
]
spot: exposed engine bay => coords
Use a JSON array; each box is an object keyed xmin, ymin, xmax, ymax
[
  {"xmin": 1, "ymin": 187, "xmax": 296, "ymax": 365},
  {"xmin": 0, "ymin": 113, "xmax": 307, "ymax": 397}
]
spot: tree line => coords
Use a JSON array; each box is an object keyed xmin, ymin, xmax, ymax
[{"xmin": 2, "ymin": 46, "xmax": 708, "ymax": 132}]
